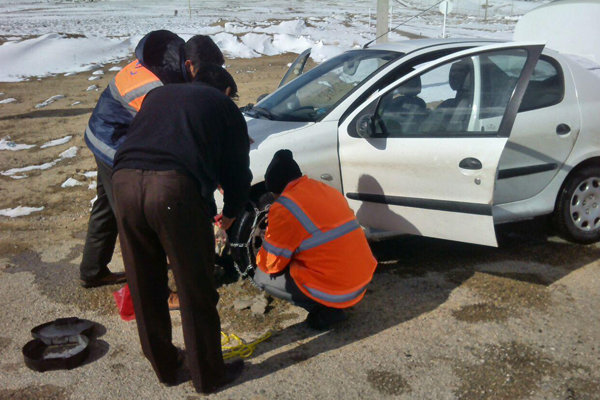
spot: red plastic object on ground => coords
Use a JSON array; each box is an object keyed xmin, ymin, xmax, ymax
[{"xmin": 113, "ymin": 284, "xmax": 135, "ymax": 321}]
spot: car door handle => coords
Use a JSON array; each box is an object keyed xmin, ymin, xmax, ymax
[
  {"xmin": 556, "ymin": 123, "xmax": 571, "ymax": 135},
  {"xmin": 320, "ymin": 173, "xmax": 333, "ymax": 181},
  {"xmin": 459, "ymin": 157, "xmax": 482, "ymax": 170}
]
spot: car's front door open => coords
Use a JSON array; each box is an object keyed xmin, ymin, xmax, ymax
[{"xmin": 337, "ymin": 43, "xmax": 544, "ymax": 246}]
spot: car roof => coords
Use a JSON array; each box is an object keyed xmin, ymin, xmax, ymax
[{"xmin": 367, "ymin": 38, "xmax": 504, "ymax": 54}]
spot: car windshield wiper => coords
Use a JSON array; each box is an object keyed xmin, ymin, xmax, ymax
[{"xmin": 245, "ymin": 106, "xmax": 275, "ymax": 120}]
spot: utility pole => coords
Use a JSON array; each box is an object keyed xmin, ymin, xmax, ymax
[
  {"xmin": 376, "ymin": 0, "xmax": 390, "ymax": 43},
  {"xmin": 484, "ymin": 0, "xmax": 489, "ymax": 21}
]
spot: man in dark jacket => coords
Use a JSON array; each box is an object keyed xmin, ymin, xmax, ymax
[
  {"xmin": 80, "ymin": 31, "xmax": 224, "ymax": 288},
  {"xmin": 112, "ymin": 67, "xmax": 251, "ymax": 393}
]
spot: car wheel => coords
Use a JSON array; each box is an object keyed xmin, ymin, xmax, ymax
[
  {"xmin": 228, "ymin": 193, "xmax": 275, "ymax": 276},
  {"xmin": 554, "ymin": 166, "xmax": 600, "ymax": 244}
]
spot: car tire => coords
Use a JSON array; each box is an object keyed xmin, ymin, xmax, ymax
[
  {"xmin": 554, "ymin": 166, "xmax": 600, "ymax": 244},
  {"xmin": 228, "ymin": 193, "xmax": 275, "ymax": 276}
]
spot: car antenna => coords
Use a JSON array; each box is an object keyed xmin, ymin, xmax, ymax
[{"xmin": 363, "ymin": 0, "xmax": 446, "ymax": 48}]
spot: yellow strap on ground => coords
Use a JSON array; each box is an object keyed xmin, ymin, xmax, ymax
[{"xmin": 221, "ymin": 331, "xmax": 272, "ymax": 360}]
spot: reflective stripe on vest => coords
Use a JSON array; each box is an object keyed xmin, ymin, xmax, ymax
[
  {"xmin": 276, "ymin": 195, "xmax": 361, "ymax": 255},
  {"xmin": 297, "ymin": 219, "xmax": 360, "ymax": 253},
  {"xmin": 273, "ymin": 194, "xmax": 367, "ymax": 305},
  {"xmin": 262, "ymin": 240, "xmax": 293, "ymax": 259},
  {"xmin": 85, "ymin": 124, "xmax": 116, "ymax": 160},
  {"xmin": 109, "ymin": 80, "xmax": 138, "ymax": 116},
  {"xmin": 303, "ymin": 284, "xmax": 368, "ymax": 304},
  {"xmin": 276, "ymin": 196, "xmax": 320, "ymax": 235}
]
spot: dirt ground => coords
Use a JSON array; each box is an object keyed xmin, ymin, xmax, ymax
[{"xmin": 0, "ymin": 54, "xmax": 599, "ymax": 399}]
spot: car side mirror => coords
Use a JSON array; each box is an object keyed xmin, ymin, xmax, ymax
[{"xmin": 356, "ymin": 114, "xmax": 375, "ymax": 138}]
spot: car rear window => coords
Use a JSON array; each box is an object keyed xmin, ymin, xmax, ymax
[{"xmin": 519, "ymin": 56, "xmax": 564, "ymax": 112}]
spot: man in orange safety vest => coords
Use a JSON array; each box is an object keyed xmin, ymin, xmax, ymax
[
  {"xmin": 80, "ymin": 31, "xmax": 224, "ymax": 289},
  {"xmin": 255, "ymin": 150, "xmax": 377, "ymax": 330}
]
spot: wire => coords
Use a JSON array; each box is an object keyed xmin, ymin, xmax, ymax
[
  {"xmin": 364, "ymin": 0, "xmax": 446, "ymax": 48},
  {"xmin": 221, "ymin": 331, "xmax": 272, "ymax": 360}
]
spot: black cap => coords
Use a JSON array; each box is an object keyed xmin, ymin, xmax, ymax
[{"xmin": 265, "ymin": 150, "xmax": 302, "ymax": 194}]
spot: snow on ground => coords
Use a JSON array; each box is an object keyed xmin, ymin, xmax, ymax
[
  {"xmin": 0, "ymin": 206, "xmax": 44, "ymax": 217},
  {"xmin": 40, "ymin": 135, "xmax": 73, "ymax": 149},
  {"xmin": 0, "ymin": 137, "xmax": 35, "ymax": 151},
  {"xmin": 81, "ymin": 171, "xmax": 98, "ymax": 178},
  {"xmin": 61, "ymin": 177, "xmax": 84, "ymax": 188},
  {"xmin": 0, "ymin": 0, "xmax": 547, "ymax": 82},
  {"xmin": 35, "ymin": 94, "xmax": 66, "ymax": 109},
  {"xmin": 1, "ymin": 146, "xmax": 78, "ymax": 179}
]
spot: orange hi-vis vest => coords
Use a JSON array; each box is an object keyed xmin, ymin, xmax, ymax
[
  {"xmin": 256, "ymin": 176, "xmax": 377, "ymax": 309},
  {"xmin": 109, "ymin": 59, "xmax": 163, "ymax": 114}
]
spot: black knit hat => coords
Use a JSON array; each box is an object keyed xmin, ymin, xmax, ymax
[{"xmin": 265, "ymin": 150, "xmax": 302, "ymax": 194}]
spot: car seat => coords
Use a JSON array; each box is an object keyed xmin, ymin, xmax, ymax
[
  {"xmin": 379, "ymin": 76, "xmax": 428, "ymax": 135},
  {"xmin": 420, "ymin": 60, "xmax": 473, "ymax": 133}
]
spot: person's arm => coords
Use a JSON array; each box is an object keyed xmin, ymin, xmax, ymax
[
  {"xmin": 256, "ymin": 202, "xmax": 307, "ymax": 274},
  {"xmin": 218, "ymin": 101, "xmax": 252, "ymax": 220}
]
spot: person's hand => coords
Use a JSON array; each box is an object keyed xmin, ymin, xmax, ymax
[{"xmin": 214, "ymin": 214, "xmax": 236, "ymax": 230}]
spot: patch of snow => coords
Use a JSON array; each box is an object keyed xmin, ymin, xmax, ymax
[
  {"xmin": 90, "ymin": 195, "xmax": 98, "ymax": 208},
  {"xmin": 86, "ymin": 85, "xmax": 99, "ymax": 91},
  {"xmin": 35, "ymin": 94, "xmax": 65, "ymax": 109},
  {"xmin": 2, "ymin": 161, "xmax": 57, "ymax": 177},
  {"xmin": 0, "ymin": 98, "xmax": 17, "ymax": 104},
  {"xmin": 92, "ymin": 70, "xmax": 104, "ymax": 75},
  {"xmin": 59, "ymin": 146, "xmax": 78, "ymax": 159},
  {"xmin": 81, "ymin": 171, "xmax": 98, "ymax": 178},
  {"xmin": 88, "ymin": 76, "xmax": 101, "ymax": 81},
  {"xmin": 108, "ymin": 66, "xmax": 122, "ymax": 72},
  {"xmin": 0, "ymin": 137, "xmax": 35, "ymax": 151},
  {"xmin": 64, "ymin": 72, "xmax": 77, "ymax": 77},
  {"xmin": 0, "ymin": 206, "xmax": 44, "ymax": 217},
  {"xmin": 0, "ymin": 33, "xmax": 136, "ymax": 82},
  {"xmin": 61, "ymin": 177, "xmax": 84, "ymax": 188},
  {"xmin": 1, "ymin": 146, "xmax": 78, "ymax": 178},
  {"xmin": 71, "ymin": 101, "xmax": 82, "ymax": 106},
  {"xmin": 40, "ymin": 135, "xmax": 73, "ymax": 149},
  {"xmin": 88, "ymin": 181, "xmax": 97, "ymax": 190}
]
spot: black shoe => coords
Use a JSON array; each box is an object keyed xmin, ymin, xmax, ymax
[
  {"xmin": 306, "ymin": 307, "xmax": 348, "ymax": 330},
  {"xmin": 162, "ymin": 348, "xmax": 189, "ymax": 387},
  {"xmin": 203, "ymin": 359, "xmax": 244, "ymax": 393},
  {"xmin": 81, "ymin": 272, "xmax": 126, "ymax": 288}
]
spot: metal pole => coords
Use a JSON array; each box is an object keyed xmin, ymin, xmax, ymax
[
  {"xmin": 442, "ymin": 1, "xmax": 448, "ymax": 38},
  {"xmin": 484, "ymin": 0, "xmax": 488, "ymax": 21},
  {"xmin": 376, "ymin": 0, "xmax": 390, "ymax": 43}
]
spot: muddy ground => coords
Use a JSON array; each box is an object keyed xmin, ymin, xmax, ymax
[{"xmin": 0, "ymin": 55, "xmax": 599, "ymax": 400}]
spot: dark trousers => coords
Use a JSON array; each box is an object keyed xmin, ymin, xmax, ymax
[
  {"xmin": 112, "ymin": 169, "xmax": 225, "ymax": 393},
  {"xmin": 253, "ymin": 267, "xmax": 320, "ymax": 312},
  {"xmin": 80, "ymin": 157, "xmax": 117, "ymax": 281}
]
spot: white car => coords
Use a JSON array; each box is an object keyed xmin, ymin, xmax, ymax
[{"xmin": 228, "ymin": 38, "xmax": 600, "ymax": 268}]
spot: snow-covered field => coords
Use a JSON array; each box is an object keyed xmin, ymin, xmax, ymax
[{"xmin": 0, "ymin": 0, "xmax": 546, "ymax": 82}]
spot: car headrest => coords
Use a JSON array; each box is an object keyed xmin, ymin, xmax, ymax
[
  {"xmin": 395, "ymin": 77, "xmax": 422, "ymax": 97},
  {"xmin": 449, "ymin": 61, "xmax": 471, "ymax": 91}
]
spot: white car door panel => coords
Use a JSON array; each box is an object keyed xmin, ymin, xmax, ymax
[
  {"xmin": 338, "ymin": 43, "xmax": 544, "ymax": 246},
  {"xmin": 494, "ymin": 54, "xmax": 581, "ymax": 204}
]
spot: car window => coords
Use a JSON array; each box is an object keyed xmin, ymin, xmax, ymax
[
  {"xmin": 518, "ymin": 56, "xmax": 564, "ymax": 112},
  {"xmin": 372, "ymin": 49, "xmax": 528, "ymax": 138},
  {"xmin": 250, "ymin": 50, "xmax": 400, "ymax": 122}
]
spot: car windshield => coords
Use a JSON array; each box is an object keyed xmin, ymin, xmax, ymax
[{"xmin": 247, "ymin": 50, "xmax": 401, "ymax": 122}]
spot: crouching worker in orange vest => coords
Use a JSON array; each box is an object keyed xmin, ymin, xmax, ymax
[{"xmin": 254, "ymin": 150, "xmax": 377, "ymax": 330}]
